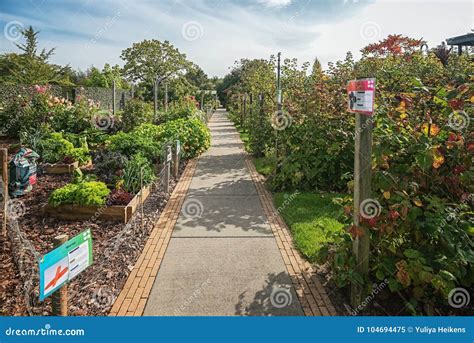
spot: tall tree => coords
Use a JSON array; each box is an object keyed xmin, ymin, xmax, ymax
[
  {"xmin": 120, "ymin": 39, "xmax": 191, "ymax": 84},
  {"xmin": 0, "ymin": 26, "xmax": 71, "ymax": 85}
]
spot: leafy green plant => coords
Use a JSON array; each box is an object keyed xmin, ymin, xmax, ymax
[
  {"xmin": 108, "ymin": 124, "xmax": 163, "ymax": 161},
  {"xmin": 49, "ymin": 180, "xmax": 110, "ymax": 207},
  {"xmin": 39, "ymin": 132, "xmax": 90, "ymax": 165},
  {"xmin": 123, "ymin": 154, "xmax": 155, "ymax": 194},
  {"xmin": 159, "ymin": 118, "xmax": 211, "ymax": 159},
  {"xmin": 93, "ymin": 149, "xmax": 129, "ymax": 185}
]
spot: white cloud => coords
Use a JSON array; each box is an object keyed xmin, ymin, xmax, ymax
[{"xmin": 257, "ymin": 0, "xmax": 293, "ymax": 8}]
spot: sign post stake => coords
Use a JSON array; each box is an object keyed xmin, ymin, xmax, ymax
[
  {"xmin": 112, "ymin": 80, "xmax": 116, "ymax": 116},
  {"xmin": 154, "ymin": 76, "xmax": 158, "ymax": 117},
  {"xmin": 164, "ymin": 81, "xmax": 169, "ymax": 112},
  {"xmin": 347, "ymin": 78, "xmax": 375, "ymax": 308},
  {"xmin": 173, "ymin": 140, "xmax": 180, "ymax": 179},
  {"xmin": 249, "ymin": 93, "xmax": 253, "ymax": 117},
  {"xmin": 1, "ymin": 149, "xmax": 8, "ymax": 239},
  {"xmin": 52, "ymin": 234, "xmax": 68, "ymax": 316},
  {"xmin": 351, "ymin": 114, "xmax": 373, "ymax": 308},
  {"xmin": 164, "ymin": 145, "xmax": 171, "ymax": 193},
  {"xmin": 243, "ymin": 93, "xmax": 247, "ymax": 128}
]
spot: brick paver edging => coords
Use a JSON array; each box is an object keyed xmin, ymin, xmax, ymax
[
  {"xmin": 245, "ymin": 157, "xmax": 338, "ymax": 316},
  {"xmin": 109, "ymin": 159, "xmax": 198, "ymax": 316}
]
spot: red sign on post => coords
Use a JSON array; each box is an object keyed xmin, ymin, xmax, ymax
[{"xmin": 347, "ymin": 78, "xmax": 375, "ymax": 115}]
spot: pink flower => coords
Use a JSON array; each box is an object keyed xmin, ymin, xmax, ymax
[{"xmin": 33, "ymin": 85, "xmax": 47, "ymax": 94}]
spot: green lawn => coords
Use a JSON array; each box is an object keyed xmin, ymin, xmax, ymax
[{"xmin": 273, "ymin": 192, "xmax": 346, "ymax": 262}]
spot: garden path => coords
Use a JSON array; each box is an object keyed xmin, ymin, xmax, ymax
[{"xmin": 143, "ymin": 109, "xmax": 304, "ymax": 315}]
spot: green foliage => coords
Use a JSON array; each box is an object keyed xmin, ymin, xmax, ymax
[
  {"xmin": 49, "ymin": 180, "xmax": 110, "ymax": 207},
  {"xmin": 0, "ymin": 86, "xmax": 51, "ymax": 137},
  {"xmin": 109, "ymin": 123, "xmax": 163, "ymax": 161},
  {"xmin": 49, "ymin": 97, "xmax": 98, "ymax": 133},
  {"xmin": 0, "ymin": 26, "xmax": 72, "ymax": 85},
  {"xmin": 155, "ymin": 97, "xmax": 202, "ymax": 124},
  {"xmin": 159, "ymin": 118, "xmax": 210, "ymax": 159},
  {"xmin": 109, "ymin": 118, "xmax": 210, "ymax": 161},
  {"xmin": 121, "ymin": 98, "xmax": 154, "ymax": 132},
  {"xmin": 121, "ymin": 39, "xmax": 191, "ymax": 84},
  {"xmin": 123, "ymin": 154, "xmax": 155, "ymax": 194},
  {"xmin": 83, "ymin": 64, "xmax": 128, "ymax": 89},
  {"xmin": 38, "ymin": 132, "xmax": 90, "ymax": 165},
  {"xmin": 93, "ymin": 149, "xmax": 129, "ymax": 186},
  {"xmin": 224, "ymin": 36, "xmax": 473, "ymax": 313}
]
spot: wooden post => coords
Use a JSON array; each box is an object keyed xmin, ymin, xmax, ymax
[
  {"xmin": 243, "ymin": 94, "xmax": 247, "ymax": 127},
  {"xmin": 249, "ymin": 93, "xmax": 253, "ymax": 117},
  {"xmin": 112, "ymin": 80, "xmax": 116, "ymax": 116},
  {"xmin": 164, "ymin": 145, "xmax": 171, "ymax": 193},
  {"xmin": 52, "ymin": 234, "xmax": 68, "ymax": 316},
  {"xmin": 1, "ymin": 149, "xmax": 7, "ymax": 239},
  {"xmin": 164, "ymin": 82, "xmax": 168, "ymax": 112},
  {"xmin": 200, "ymin": 91, "xmax": 204, "ymax": 110},
  {"xmin": 154, "ymin": 77, "xmax": 158, "ymax": 117},
  {"xmin": 350, "ymin": 113, "xmax": 373, "ymax": 308},
  {"xmin": 173, "ymin": 140, "xmax": 180, "ymax": 179},
  {"xmin": 240, "ymin": 95, "xmax": 243, "ymax": 128}
]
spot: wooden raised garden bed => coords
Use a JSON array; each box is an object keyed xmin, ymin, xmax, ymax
[
  {"xmin": 43, "ymin": 185, "xmax": 151, "ymax": 223},
  {"xmin": 43, "ymin": 160, "xmax": 92, "ymax": 174}
]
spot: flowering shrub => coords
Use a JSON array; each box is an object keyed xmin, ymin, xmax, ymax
[
  {"xmin": 0, "ymin": 85, "xmax": 51, "ymax": 137},
  {"xmin": 225, "ymin": 36, "xmax": 473, "ymax": 313}
]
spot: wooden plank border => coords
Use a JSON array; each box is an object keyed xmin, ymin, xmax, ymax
[{"xmin": 43, "ymin": 185, "xmax": 151, "ymax": 224}]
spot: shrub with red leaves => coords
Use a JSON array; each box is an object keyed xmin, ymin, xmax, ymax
[{"xmin": 107, "ymin": 188, "xmax": 133, "ymax": 206}]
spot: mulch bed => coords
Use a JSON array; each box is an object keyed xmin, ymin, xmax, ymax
[{"xmin": 0, "ymin": 161, "xmax": 187, "ymax": 316}]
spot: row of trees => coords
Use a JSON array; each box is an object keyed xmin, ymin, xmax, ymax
[{"xmin": 0, "ymin": 26, "xmax": 219, "ymax": 103}]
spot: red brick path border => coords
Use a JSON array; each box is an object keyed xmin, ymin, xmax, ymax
[
  {"xmin": 245, "ymin": 157, "xmax": 338, "ymax": 316},
  {"xmin": 109, "ymin": 159, "xmax": 198, "ymax": 316}
]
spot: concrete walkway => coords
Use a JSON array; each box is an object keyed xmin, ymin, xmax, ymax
[{"xmin": 144, "ymin": 110, "xmax": 303, "ymax": 316}]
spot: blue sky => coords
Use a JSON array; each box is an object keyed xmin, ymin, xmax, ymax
[{"xmin": 0, "ymin": 0, "xmax": 472, "ymax": 77}]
